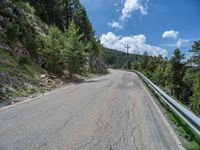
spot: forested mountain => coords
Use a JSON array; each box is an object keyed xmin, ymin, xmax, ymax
[
  {"xmin": 104, "ymin": 48, "xmax": 167, "ymax": 70},
  {"xmin": 0, "ymin": 0, "xmax": 107, "ymax": 100},
  {"xmin": 104, "ymin": 48, "xmax": 145, "ymax": 69},
  {"xmin": 104, "ymin": 44, "xmax": 200, "ymax": 116}
]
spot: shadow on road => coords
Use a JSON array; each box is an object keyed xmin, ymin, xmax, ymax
[{"xmin": 74, "ymin": 78, "xmax": 109, "ymax": 84}]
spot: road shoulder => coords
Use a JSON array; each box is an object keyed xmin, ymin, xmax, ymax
[{"xmin": 138, "ymin": 76, "xmax": 185, "ymax": 150}]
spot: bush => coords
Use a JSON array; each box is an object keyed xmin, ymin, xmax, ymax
[
  {"xmin": 190, "ymin": 74, "xmax": 200, "ymax": 115},
  {"xmin": 186, "ymin": 141, "xmax": 200, "ymax": 150},
  {"xmin": 18, "ymin": 55, "xmax": 31, "ymax": 65},
  {"xmin": 25, "ymin": 35, "xmax": 39, "ymax": 59},
  {"xmin": 15, "ymin": 1, "xmax": 35, "ymax": 14},
  {"xmin": 5, "ymin": 22, "xmax": 20, "ymax": 46}
]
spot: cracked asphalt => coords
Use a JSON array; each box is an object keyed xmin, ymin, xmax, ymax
[{"xmin": 0, "ymin": 70, "xmax": 181, "ymax": 150}]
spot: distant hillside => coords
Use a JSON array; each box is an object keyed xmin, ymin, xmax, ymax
[{"xmin": 104, "ymin": 48, "xmax": 146, "ymax": 69}]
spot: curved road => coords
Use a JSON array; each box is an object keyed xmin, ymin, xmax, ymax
[{"xmin": 0, "ymin": 70, "xmax": 182, "ymax": 150}]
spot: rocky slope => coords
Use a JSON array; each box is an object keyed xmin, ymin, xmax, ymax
[{"xmin": 0, "ymin": 0, "xmax": 107, "ymax": 103}]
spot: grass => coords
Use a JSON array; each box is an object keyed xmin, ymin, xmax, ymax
[
  {"xmin": 0, "ymin": 48, "xmax": 40, "ymax": 76},
  {"xmin": 0, "ymin": 48, "xmax": 44, "ymax": 99},
  {"xmin": 0, "ymin": 49, "xmax": 17, "ymax": 71},
  {"xmin": 134, "ymin": 71, "xmax": 200, "ymax": 150}
]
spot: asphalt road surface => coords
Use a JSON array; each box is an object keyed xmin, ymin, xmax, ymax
[{"xmin": 0, "ymin": 70, "xmax": 183, "ymax": 150}]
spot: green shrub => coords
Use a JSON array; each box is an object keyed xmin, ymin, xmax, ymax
[
  {"xmin": 18, "ymin": 55, "xmax": 31, "ymax": 65},
  {"xmin": 15, "ymin": 1, "xmax": 35, "ymax": 14},
  {"xmin": 5, "ymin": 22, "xmax": 20, "ymax": 45},
  {"xmin": 186, "ymin": 141, "xmax": 200, "ymax": 150},
  {"xmin": 25, "ymin": 35, "xmax": 40, "ymax": 58},
  {"xmin": 190, "ymin": 74, "xmax": 200, "ymax": 115}
]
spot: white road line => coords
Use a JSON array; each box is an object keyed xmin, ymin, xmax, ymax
[
  {"xmin": 0, "ymin": 76, "xmax": 106, "ymax": 111},
  {"xmin": 0, "ymin": 85, "xmax": 74, "ymax": 112}
]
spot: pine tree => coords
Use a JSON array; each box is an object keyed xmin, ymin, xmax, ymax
[
  {"xmin": 73, "ymin": 6, "xmax": 94, "ymax": 42},
  {"xmin": 141, "ymin": 52, "xmax": 149, "ymax": 71},
  {"xmin": 170, "ymin": 49, "xmax": 186, "ymax": 101},
  {"xmin": 190, "ymin": 74, "xmax": 200, "ymax": 114},
  {"xmin": 164, "ymin": 63, "xmax": 172, "ymax": 87},
  {"xmin": 38, "ymin": 26, "xmax": 65, "ymax": 75},
  {"xmin": 64, "ymin": 21, "xmax": 87, "ymax": 77},
  {"xmin": 65, "ymin": 0, "xmax": 83, "ymax": 27},
  {"xmin": 190, "ymin": 40, "xmax": 200, "ymax": 67},
  {"xmin": 152, "ymin": 65, "xmax": 165, "ymax": 87},
  {"xmin": 28, "ymin": 0, "xmax": 66, "ymax": 30},
  {"xmin": 65, "ymin": 0, "xmax": 74, "ymax": 27}
]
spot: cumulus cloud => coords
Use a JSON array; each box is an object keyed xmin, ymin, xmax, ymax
[
  {"xmin": 107, "ymin": 21, "xmax": 123, "ymax": 29},
  {"xmin": 100, "ymin": 32, "xmax": 167, "ymax": 57},
  {"xmin": 114, "ymin": 3, "xmax": 118, "ymax": 6},
  {"xmin": 120, "ymin": 0, "xmax": 147, "ymax": 20},
  {"xmin": 107, "ymin": 0, "xmax": 148, "ymax": 30},
  {"xmin": 176, "ymin": 39, "xmax": 190, "ymax": 48},
  {"xmin": 162, "ymin": 30, "xmax": 179, "ymax": 39},
  {"xmin": 116, "ymin": 9, "xmax": 120, "ymax": 12}
]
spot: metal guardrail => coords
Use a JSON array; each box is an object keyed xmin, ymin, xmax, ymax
[{"xmin": 136, "ymin": 71, "xmax": 200, "ymax": 136}]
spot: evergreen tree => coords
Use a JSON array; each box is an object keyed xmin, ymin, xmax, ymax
[
  {"xmin": 190, "ymin": 40, "xmax": 200, "ymax": 67},
  {"xmin": 73, "ymin": 6, "xmax": 94, "ymax": 42},
  {"xmin": 65, "ymin": 0, "xmax": 85, "ymax": 28},
  {"xmin": 190, "ymin": 74, "xmax": 200, "ymax": 114},
  {"xmin": 152, "ymin": 65, "xmax": 165, "ymax": 87},
  {"xmin": 170, "ymin": 49, "xmax": 186, "ymax": 101},
  {"xmin": 164, "ymin": 63, "xmax": 172, "ymax": 87},
  {"xmin": 27, "ymin": 0, "xmax": 66, "ymax": 30},
  {"xmin": 65, "ymin": 0, "xmax": 75, "ymax": 27},
  {"xmin": 64, "ymin": 21, "xmax": 87, "ymax": 77},
  {"xmin": 140, "ymin": 51, "xmax": 149, "ymax": 71},
  {"xmin": 38, "ymin": 26, "xmax": 65, "ymax": 75}
]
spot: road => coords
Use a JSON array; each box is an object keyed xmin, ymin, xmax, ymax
[{"xmin": 0, "ymin": 70, "xmax": 182, "ymax": 150}]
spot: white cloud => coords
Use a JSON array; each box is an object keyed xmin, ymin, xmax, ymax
[
  {"xmin": 176, "ymin": 39, "xmax": 190, "ymax": 48},
  {"xmin": 107, "ymin": 0, "xmax": 148, "ymax": 30},
  {"xmin": 100, "ymin": 32, "xmax": 167, "ymax": 57},
  {"xmin": 120, "ymin": 0, "xmax": 147, "ymax": 20},
  {"xmin": 116, "ymin": 9, "xmax": 120, "ymax": 12},
  {"xmin": 162, "ymin": 30, "xmax": 179, "ymax": 39},
  {"xmin": 108, "ymin": 21, "xmax": 123, "ymax": 29},
  {"xmin": 114, "ymin": 3, "xmax": 118, "ymax": 6}
]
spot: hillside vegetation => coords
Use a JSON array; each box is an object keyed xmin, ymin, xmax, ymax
[
  {"xmin": 0, "ymin": 0, "xmax": 107, "ymax": 101},
  {"xmin": 104, "ymin": 48, "xmax": 145, "ymax": 69}
]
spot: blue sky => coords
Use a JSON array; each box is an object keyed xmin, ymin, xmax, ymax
[{"xmin": 80, "ymin": 0, "xmax": 200, "ymax": 58}]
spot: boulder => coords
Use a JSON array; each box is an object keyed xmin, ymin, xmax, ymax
[
  {"xmin": 6, "ymin": 87, "xmax": 16, "ymax": 93},
  {"xmin": 90, "ymin": 56, "xmax": 108, "ymax": 74},
  {"xmin": 3, "ymin": 7, "xmax": 13, "ymax": 17},
  {"xmin": 0, "ymin": 43, "xmax": 12, "ymax": 52},
  {"xmin": 0, "ymin": 15, "xmax": 4, "ymax": 22},
  {"xmin": 40, "ymin": 74, "xmax": 47, "ymax": 79}
]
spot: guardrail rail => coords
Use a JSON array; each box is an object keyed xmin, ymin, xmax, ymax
[{"xmin": 136, "ymin": 71, "xmax": 200, "ymax": 136}]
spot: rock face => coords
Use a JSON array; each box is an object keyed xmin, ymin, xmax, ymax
[
  {"xmin": 90, "ymin": 56, "xmax": 108, "ymax": 74},
  {"xmin": 0, "ymin": 1, "xmax": 108, "ymax": 102},
  {"xmin": 0, "ymin": 15, "xmax": 4, "ymax": 22},
  {"xmin": 0, "ymin": 70, "xmax": 36, "ymax": 100}
]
